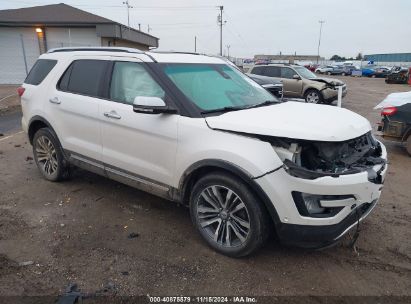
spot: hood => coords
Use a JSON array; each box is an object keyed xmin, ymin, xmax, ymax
[
  {"xmin": 310, "ymin": 77, "xmax": 344, "ymax": 87},
  {"xmin": 374, "ymin": 91, "xmax": 411, "ymax": 109},
  {"xmin": 205, "ymin": 102, "xmax": 371, "ymax": 142}
]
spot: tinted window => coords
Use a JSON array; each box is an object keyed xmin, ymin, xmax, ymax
[
  {"xmin": 250, "ymin": 66, "xmax": 265, "ymax": 75},
  {"xmin": 281, "ymin": 67, "xmax": 296, "ymax": 79},
  {"xmin": 264, "ymin": 66, "xmax": 280, "ymax": 77},
  {"xmin": 60, "ymin": 60, "xmax": 107, "ymax": 97},
  {"xmin": 110, "ymin": 62, "xmax": 165, "ymax": 104},
  {"xmin": 25, "ymin": 59, "xmax": 57, "ymax": 85}
]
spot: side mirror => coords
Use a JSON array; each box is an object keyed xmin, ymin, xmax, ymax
[
  {"xmin": 293, "ymin": 74, "xmax": 301, "ymax": 80},
  {"xmin": 133, "ymin": 96, "xmax": 177, "ymax": 114}
]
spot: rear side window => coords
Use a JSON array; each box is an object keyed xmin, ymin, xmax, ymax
[
  {"xmin": 250, "ymin": 66, "xmax": 265, "ymax": 75},
  {"xmin": 24, "ymin": 59, "xmax": 57, "ymax": 85},
  {"xmin": 58, "ymin": 60, "xmax": 108, "ymax": 97},
  {"xmin": 281, "ymin": 67, "xmax": 296, "ymax": 79},
  {"xmin": 264, "ymin": 66, "xmax": 280, "ymax": 77}
]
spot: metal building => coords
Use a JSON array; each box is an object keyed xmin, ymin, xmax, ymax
[{"xmin": 364, "ymin": 53, "xmax": 411, "ymax": 63}]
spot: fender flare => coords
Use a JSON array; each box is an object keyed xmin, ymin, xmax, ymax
[
  {"xmin": 179, "ymin": 159, "xmax": 282, "ymax": 228},
  {"xmin": 28, "ymin": 115, "xmax": 60, "ymax": 146}
]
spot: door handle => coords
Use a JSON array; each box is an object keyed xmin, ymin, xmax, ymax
[
  {"xmin": 104, "ymin": 111, "xmax": 121, "ymax": 119},
  {"xmin": 49, "ymin": 97, "xmax": 61, "ymax": 104}
]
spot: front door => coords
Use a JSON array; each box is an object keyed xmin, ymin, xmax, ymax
[
  {"xmin": 99, "ymin": 58, "xmax": 178, "ymax": 187},
  {"xmin": 280, "ymin": 67, "xmax": 303, "ymax": 97}
]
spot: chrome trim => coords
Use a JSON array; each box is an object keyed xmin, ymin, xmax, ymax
[
  {"xmin": 105, "ymin": 166, "xmax": 169, "ymax": 192},
  {"xmin": 71, "ymin": 154, "xmax": 104, "ymax": 169}
]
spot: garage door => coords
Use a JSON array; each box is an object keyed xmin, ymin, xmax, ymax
[{"xmin": 0, "ymin": 28, "xmax": 40, "ymax": 84}]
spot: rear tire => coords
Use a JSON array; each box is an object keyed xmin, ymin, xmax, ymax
[
  {"xmin": 304, "ymin": 89, "xmax": 323, "ymax": 104},
  {"xmin": 406, "ymin": 135, "xmax": 411, "ymax": 156},
  {"xmin": 32, "ymin": 128, "xmax": 68, "ymax": 182},
  {"xmin": 190, "ymin": 172, "xmax": 270, "ymax": 257},
  {"xmin": 342, "ymin": 72, "xmax": 346, "ymax": 76}
]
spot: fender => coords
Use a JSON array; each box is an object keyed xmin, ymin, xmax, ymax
[
  {"xmin": 179, "ymin": 159, "xmax": 282, "ymax": 228},
  {"xmin": 28, "ymin": 115, "xmax": 60, "ymax": 146}
]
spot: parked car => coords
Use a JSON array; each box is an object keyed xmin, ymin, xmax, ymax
[
  {"xmin": 327, "ymin": 66, "xmax": 345, "ymax": 75},
  {"xmin": 20, "ymin": 47, "xmax": 386, "ymax": 257},
  {"xmin": 385, "ymin": 67, "xmax": 409, "ymax": 84},
  {"xmin": 373, "ymin": 67, "xmax": 390, "ymax": 78},
  {"xmin": 304, "ymin": 64, "xmax": 319, "ymax": 72},
  {"xmin": 249, "ymin": 63, "xmax": 347, "ymax": 104},
  {"xmin": 375, "ymin": 91, "xmax": 411, "ymax": 155},
  {"xmin": 362, "ymin": 67, "xmax": 376, "ymax": 77},
  {"xmin": 315, "ymin": 65, "xmax": 334, "ymax": 74},
  {"xmin": 247, "ymin": 74, "xmax": 283, "ymax": 100},
  {"xmin": 341, "ymin": 65, "xmax": 357, "ymax": 76}
]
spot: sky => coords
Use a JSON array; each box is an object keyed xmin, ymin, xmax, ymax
[{"xmin": 1, "ymin": 0, "xmax": 411, "ymax": 59}]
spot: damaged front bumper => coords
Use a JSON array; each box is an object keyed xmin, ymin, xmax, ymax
[
  {"xmin": 255, "ymin": 140, "xmax": 387, "ymax": 248},
  {"xmin": 322, "ymin": 85, "xmax": 347, "ymax": 102}
]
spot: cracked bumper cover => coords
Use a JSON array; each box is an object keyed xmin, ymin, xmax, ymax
[{"xmin": 255, "ymin": 141, "xmax": 387, "ymax": 248}]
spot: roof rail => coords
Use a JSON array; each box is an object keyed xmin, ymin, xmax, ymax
[
  {"xmin": 151, "ymin": 51, "xmax": 200, "ymax": 55},
  {"xmin": 47, "ymin": 47, "xmax": 144, "ymax": 54}
]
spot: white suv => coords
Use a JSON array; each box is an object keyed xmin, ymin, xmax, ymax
[{"xmin": 20, "ymin": 47, "xmax": 387, "ymax": 257}]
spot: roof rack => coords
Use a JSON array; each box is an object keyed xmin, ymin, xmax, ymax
[
  {"xmin": 151, "ymin": 51, "xmax": 200, "ymax": 55},
  {"xmin": 47, "ymin": 47, "xmax": 144, "ymax": 54}
]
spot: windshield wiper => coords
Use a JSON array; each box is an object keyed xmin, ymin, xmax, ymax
[
  {"xmin": 201, "ymin": 106, "xmax": 246, "ymax": 114},
  {"xmin": 244, "ymin": 100, "xmax": 279, "ymax": 109}
]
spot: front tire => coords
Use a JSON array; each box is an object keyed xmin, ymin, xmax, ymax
[
  {"xmin": 33, "ymin": 128, "xmax": 68, "ymax": 182},
  {"xmin": 304, "ymin": 89, "xmax": 323, "ymax": 104},
  {"xmin": 190, "ymin": 172, "xmax": 269, "ymax": 257}
]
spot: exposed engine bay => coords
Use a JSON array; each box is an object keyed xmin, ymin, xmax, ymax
[{"xmin": 266, "ymin": 132, "xmax": 386, "ymax": 181}]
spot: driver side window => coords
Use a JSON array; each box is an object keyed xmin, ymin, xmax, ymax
[{"xmin": 110, "ymin": 61, "xmax": 165, "ymax": 105}]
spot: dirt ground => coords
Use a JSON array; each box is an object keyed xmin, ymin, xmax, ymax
[{"xmin": 0, "ymin": 77, "xmax": 410, "ymax": 299}]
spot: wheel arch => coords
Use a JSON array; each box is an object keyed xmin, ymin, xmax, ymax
[
  {"xmin": 179, "ymin": 159, "xmax": 282, "ymax": 228},
  {"xmin": 28, "ymin": 116, "xmax": 60, "ymax": 146}
]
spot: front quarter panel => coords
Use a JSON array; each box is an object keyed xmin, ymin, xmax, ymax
[{"xmin": 173, "ymin": 116, "xmax": 283, "ymax": 188}]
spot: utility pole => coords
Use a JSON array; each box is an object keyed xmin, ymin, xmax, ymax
[
  {"xmin": 194, "ymin": 36, "xmax": 197, "ymax": 52},
  {"xmin": 226, "ymin": 45, "xmax": 231, "ymax": 60},
  {"xmin": 217, "ymin": 6, "xmax": 226, "ymax": 56},
  {"xmin": 317, "ymin": 20, "xmax": 325, "ymax": 64},
  {"xmin": 147, "ymin": 24, "xmax": 152, "ymax": 33},
  {"xmin": 138, "ymin": 23, "xmax": 141, "ymax": 31},
  {"xmin": 123, "ymin": 0, "xmax": 133, "ymax": 30}
]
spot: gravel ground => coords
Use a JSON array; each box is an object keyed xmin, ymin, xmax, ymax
[{"xmin": 0, "ymin": 77, "xmax": 410, "ymax": 299}]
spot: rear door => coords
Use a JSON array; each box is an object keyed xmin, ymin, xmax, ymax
[
  {"xmin": 46, "ymin": 56, "xmax": 110, "ymax": 162},
  {"xmin": 280, "ymin": 67, "xmax": 303, "ymax": 97},
  {"xmin": 99, "ymin": 57, "xmax": 178, "ymax": 186}
]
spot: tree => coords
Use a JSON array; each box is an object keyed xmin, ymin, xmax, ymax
[
  {"xmin": 356, "ymin": 52, "xmax": 363, "ymax": 60},
  {"xmin": 330, "ymin": 55, "xmax": 345, "ymax": 61}
]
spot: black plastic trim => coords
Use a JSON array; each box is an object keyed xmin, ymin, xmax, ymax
[
  {"xmin": 179, "ymin": 159, "xmax": 282, "ymax": 228},
  {"xmin": 277, "ymin": 202, "xmax": 374, "ymax": 248}
]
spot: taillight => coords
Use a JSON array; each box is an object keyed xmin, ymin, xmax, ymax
[
  {"xmin": 17, "ymin": 86, "xmax": 25, "ymax": 97},
  {"xmin": 381, "ymin": 106, "xmax": 397, "ymax": 116}
]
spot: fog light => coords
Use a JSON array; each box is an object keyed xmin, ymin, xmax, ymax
[
  {"xmin": 292, "ymin": 192, "xmax": 350, "ymax": 218},
  {"xmin": 302, "ymin": 193, "xmax": 325, "ymax": 214}
]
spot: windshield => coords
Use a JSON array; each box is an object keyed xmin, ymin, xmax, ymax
[
  {"xmin": 294, "ymin": 66, "xmax": 317, "ymax": 79},
  {"xmin": 162, "ymin": 63, "xmax": 277, "ymax": 111}
]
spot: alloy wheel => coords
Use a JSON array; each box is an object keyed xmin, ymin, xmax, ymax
[
  {"xmin": 196, "ymin": 185, "xmax": 250, "ymax": 248},
  {"xmin": 306, "ymin": 92, "xmax": 320, "ymax": 103},
  {"xmin": 35, "ymin": 135, "xmax": 58, "ymax": 176}
]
